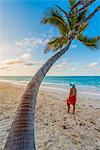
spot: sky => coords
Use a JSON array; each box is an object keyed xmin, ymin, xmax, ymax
[{"xmin": 0, "ymin": 0, "xmax": 100, "ymax": 76}]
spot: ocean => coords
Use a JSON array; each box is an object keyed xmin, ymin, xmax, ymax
[
  {"xmin": 0, "ymin": 76, "xmax": 100, "ymax": 88},
  {"xmin": 0, "ymin": 76, "xmax": 100, "ymax": 99}
]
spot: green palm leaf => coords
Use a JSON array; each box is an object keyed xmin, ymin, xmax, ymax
[
  {"xmin": 70, "ymin": 0, "xmax": 82, "ymax": 13},
  {"xmin": 78, "ymin": 23, "xmax": 88, "ymax": 34},
  {"xmin": 55, "ymin": 4, "xmax": 70, "ymax": 27},
  {"xmin": 77, "ymin": 34, "xmax": 100, "ymax": 50},
  {"xmin": 71, "ymin": 0, "xmax": 96, "ymax": 16},
  {"xmin": 44, "ymin": 35, "xmax": 69, "ymax": 53},
  {"xmin": 55, "ymin": 5, "xmax": 69, "ymax": 20},
  {"xmin": 68, "ymin": 0, "xmax": 76, "ymax": 7},
  {"xmin": 75, "ymin": 6, "xmax": 100, "ymax": 28},
  {"xmin": 68, "ymin": 0, "xmax": 77, "ymax": 30},
  {"xmin": 77, "ymin": 9, "xmax": 87, "ymax": 22},
  {"xmin": 41, "ymin": 7, "xmax": 69, "ymax": 35},
  {"xmin": 41, "ymin": 0, "xmax": 100, "ymax": 53}
]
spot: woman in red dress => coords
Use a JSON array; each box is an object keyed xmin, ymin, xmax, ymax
[{"xmin": 67, "ymin": 83, "xmax": 77, "ymax": 114}]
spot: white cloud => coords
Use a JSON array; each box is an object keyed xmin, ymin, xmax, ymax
[
  {"xmin": 0, "ymin": 66, "xmax": 9, "ymax": 70},
  {"xmin": 4, "ymin": 59, "xmax": 24, "ymax": 65},
  {"xmin": 71, "ymin": 45, "xmax": 77, "ymax": 49},
  {"xmin": 14, "ymin": 30, "xmax": 55, "ymax": 51},
  {"xmin": 20, "ymin": 53, "xmax": 32, "ymax": 60},
  {"xmin": 24, "ymin": 60, "xmax": 44, "ymax": 67},
  {"xmin": 0, "ymin": 31, "xmax": 99, "ymax": 76},
  {"xmin": 0, "ymin": 31, "xmax": 54, "ymax": 75},
  {"xmin": 0, "ymin": 58, "xmax": 44, "ymax": 76},
  {"xmin": 47, "ymin": 59, "xmax": 100, "ymax": 76},
  {"xmin": 89, "ymin": 62, "xmax": 99, "ymax": 67},
  {"xmin": 0, "ymin": 53, "xmax": 32, "ymax": 65},
  {"xmin": 0, "ymin": 32, "xmax": 52, "ymax": 62},
  {"xmin": 71, "ymin": 68, "xmax": 77, "ymax": 71},
  {"xmin": 0, "ymin": 41, "xmax": 31, "ymax": 62},
  {"xmin": 15, "ymin": 36, "xmax": 50, "ymax": 50}
]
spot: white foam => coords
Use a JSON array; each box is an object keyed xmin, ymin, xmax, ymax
[
  {"xmin": 0, "ymin": 79, "xmax": 100, "ymax": 100},
  {"xmin": 41, "ymin": 84, "xmax": 100, "ymax": 100}
]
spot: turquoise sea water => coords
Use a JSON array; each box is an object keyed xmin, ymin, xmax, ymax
[{"xmin": 0, "ymin": 76, "xmax": 100, "ymax": 88}]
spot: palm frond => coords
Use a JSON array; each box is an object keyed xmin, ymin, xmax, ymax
[
  {"xmin": 55, "ymin": 4, "xmax": 71, "ymax": 27},
  {"xmin": 70, "ymin": 0, "xmax": 82, "ymax": 13},
  {"xmin": 68, "ymin": 0, "xmax": 76, "ymax": 7},
  {"xmin": 71, "ymin": 14, "xmax": 77, "ymax": 30},
  {"xmin": 77, "ymin": 34, "xmax": 100, "ymax": 50},
  {"xmin": 68, "ymin": 0, "xmax": 78, "ymax": 30},
  {"xmin": 78, "ymin": 23, "xmax": 88, "ymax": 33},
  {"xmin": 41, "ymin": 7, "xmax": 69, "ymax": 35},
  {"xmin": 75, "ymin": 6, "xmax": 100, "ymax": 28},
  {"xmin": 71, "ymin": 0, "xmax": 96, "ymax": 15},
  {"xmin": 41, "ymin": 0, "xmax": 100, "ymax": 53},
  {"xmin": 77, "ymin": 9, "xmax": 87, "ymax": 22},
  {"xmin": 44, "ymin": 35, "xmax": 69, "ymax": 53},
  {"xmin": 71, "ymin": 3, "xmax": 88, "ymax": 30},
  {"xmin": 55, "ymin": 5, "xmax": 69, "ymax": 19}
]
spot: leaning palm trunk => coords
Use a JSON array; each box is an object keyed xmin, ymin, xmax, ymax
[{"xmin": 4, "ymin": 40, "xmax": 72, "ymax": 150}]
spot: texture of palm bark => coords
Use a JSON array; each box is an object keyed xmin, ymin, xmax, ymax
[{"xmin": 4, "ymin": 41, "xmax": 71, "ymax": 150}]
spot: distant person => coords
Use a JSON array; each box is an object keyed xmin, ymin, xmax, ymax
[{"xmin": 66, "ymin": 83, "xmax": 77, "ymax": 114}]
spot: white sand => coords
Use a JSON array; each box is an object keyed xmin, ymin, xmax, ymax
[{"xmin": 0, "ymin": 82, "xmax": 100, "ymax": 150}]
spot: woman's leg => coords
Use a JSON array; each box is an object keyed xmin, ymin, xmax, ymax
[
  {"xmin": 68, "ymin": 104, "xmax": 70, "ymax": 113},
  {"xmin": 72, "ymin": 105, "xmax": 75, "ymax": 114}
]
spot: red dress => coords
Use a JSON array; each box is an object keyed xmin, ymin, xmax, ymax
[{"xmin": 67, "ymin": 88, "xmax": 77, "ymax": 106}]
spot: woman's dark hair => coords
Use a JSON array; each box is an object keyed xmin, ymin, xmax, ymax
[
  {"xmin": 70, "ymin": 83, "xmax": 75, "ymax": 88},
  {"xmin": 72, "ymin": 85, "xmax": 75, "ymax": 88}
]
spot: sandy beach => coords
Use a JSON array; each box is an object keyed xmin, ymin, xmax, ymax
[{"xmin": 0, "ymin": 81, "xmax": 100, "ymax": 150}]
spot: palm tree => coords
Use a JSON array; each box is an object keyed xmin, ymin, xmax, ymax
[
  {"xmin": 70, "ymin": 0, "xmax": 96, "ymax": 15},
  {"xmin": 5, "ymin": 0, "xmax": 100, "ymax": 150}
]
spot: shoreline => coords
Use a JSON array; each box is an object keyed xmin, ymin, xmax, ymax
[
  {"xmin": 0, "ymin": 81, "xmax": 100, "ymax": 149},
  {"xmin": 0, "ymin": 79, "xmax": 100, "ymax": 100}
]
